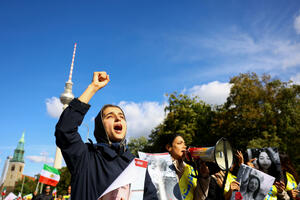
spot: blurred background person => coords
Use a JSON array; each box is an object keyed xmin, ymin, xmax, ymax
[
  {"xmin": 63, "ymin": 186, "xmax": 71, "ymax": 200},
  {"xmin": 35, "ymin": 185, "xmax": 53, "ymax": 200},
  {"xmin": 279, "ymin": 153, "xmax": 299, "ymax": 200}
]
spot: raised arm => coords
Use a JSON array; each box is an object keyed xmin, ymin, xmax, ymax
[
  {"xmin": 55, "ymin": 71, "xmax": 110, "ymax": 174},
  {"xmin": 78, "ymin": 72, "xmax": 110, "ymax": 104}
]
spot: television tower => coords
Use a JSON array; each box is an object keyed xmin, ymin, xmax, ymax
[{"xmin": 53, "ymin": 43, "xmax": 77, "ymax": 169}]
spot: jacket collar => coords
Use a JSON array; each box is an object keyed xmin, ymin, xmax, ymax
[{"xmin": 95, "ymin": 142, "xmax": 134, "ymax": 161}]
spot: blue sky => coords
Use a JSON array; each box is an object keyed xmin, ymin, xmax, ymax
[{"xmin": 0, "ymin": 0, "xmax": 300, "ymax": 177}]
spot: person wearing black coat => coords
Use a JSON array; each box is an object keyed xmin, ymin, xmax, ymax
[
  {"xmin": 55, "ymin": 71, "xmax": 158, "ymax": 200},
  {"xmin": 34, "ymin": 185, "xmax": 53, "ymax": 200}
]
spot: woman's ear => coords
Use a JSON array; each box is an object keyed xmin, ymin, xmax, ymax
[{"xmin": 166, "ymin": 144, "xmax": 172, "ymax": 152}]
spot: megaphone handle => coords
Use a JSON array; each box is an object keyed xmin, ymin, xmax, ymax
[
  {"xmin": 221, "ymin": 138, "xmax": 229, "ymax": 191},
  {"xmin": 221, "ymin": 170, "xmax": 229, "ymax": 192},
  {"xmin": 223, "ymin": 138, "xmax": 229, "ymax": 171}
]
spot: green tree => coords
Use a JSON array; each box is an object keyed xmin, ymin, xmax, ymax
[
  {"xmin": 147, "ymin": 93, "xmax": 216, "ymax": 152},
  {"xmin": 128, "ymin": 136, "xmax": 149, "ymax": 156},
  {"xmin": 56, "ymin": 167, "xmax": 71, "ymax": 196},
  {"xmin": 211, "ymin": 72, "xmax": 300, "ymax": 172},
  {"xmin": 14, "ymin": 176, "xmax": 37, "ymax": 196}
]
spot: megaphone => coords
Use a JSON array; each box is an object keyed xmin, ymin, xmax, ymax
[{"xmin": 186, "ymin": 138, "xmax": 233, "ymax": 170}]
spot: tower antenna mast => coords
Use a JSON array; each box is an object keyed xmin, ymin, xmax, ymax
[
  {"xmin": 54, "ymin": 43, "xmax": 77, "ymax": 169},
  {"xmin": 68, "ymin": 43, "xmax": 77, "ymax": 83}
]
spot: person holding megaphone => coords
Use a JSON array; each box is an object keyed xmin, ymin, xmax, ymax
[{"xmin": 163, "ymin": 133, "xmax": 210, "ymax": 200}]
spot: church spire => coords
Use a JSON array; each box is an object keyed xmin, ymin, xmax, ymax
[{"xmin": 11, "ymin": 131, "xmax": 25, "ymax": 163}]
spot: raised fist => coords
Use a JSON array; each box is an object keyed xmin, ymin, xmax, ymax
[{"xmin": 91, "ymin": 71, "xmax": 110, "ymax": 91}]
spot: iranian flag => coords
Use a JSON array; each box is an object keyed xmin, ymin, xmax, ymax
[
  {"xmin": 16, "ymin": 192, "xmax": 22, "ymax": 200},
  {"xmin": 1, "ymin": 187, "xmax": 6, "ymax": 196},
  {"xmin": 52, "ymin": 188, "xmax": 57, "ymax": 196},
  {"xmin": 39, "ymin": 164, "xmax": 60, "ymax": 186}
]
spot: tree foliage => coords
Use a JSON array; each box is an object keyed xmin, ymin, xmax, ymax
[
  {"xmin": 14, "ymin": 176, "xmax": 37, "ymax": 196},
  {"xmin": 147, "ymin": 93, "xmax": 215, "ymax": 152},
  {"xmin": 56, "ymin": 167, "xmax": 71, "ymax": 196},
  {"xmin": 212, "ymin": 73, "xmax": 300, "ymax": 153},
  {"xmin": 128, "ymin": 136, "xmax": 149, "ymax": 156}
]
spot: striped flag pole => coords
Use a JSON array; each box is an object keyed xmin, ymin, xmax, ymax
[
  {"xmin": 39, "ymin": 183, "xmax": 43, "ymax": 194},
  {"xmin": 35, "ymin": 181, "xmax": 40, "ymax": 194},
  {"xmin": 20, "ymin": 176, "xmax": 26, "ymax": 197},
  {"xmin": 68, "ymin": 43, "xmax": 77, "ymax": 82}
]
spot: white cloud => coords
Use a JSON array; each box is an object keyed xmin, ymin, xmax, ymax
[
  {"xmin": 116, "ymin": 82, "xmax": 231, "ymax": 139},
  {"xmin": 118, "ymin": 101, "xmax": 166, "ymax": 138},
  {"xmin": 26, "ymin": 152, "xmax": 54, "ymax": 164},
  {"xmin": 200, "ymin": 32, "xmax": 268, "ymax": 55},
  {"xmin": 291, "ymin": 73, "xmax": 300, "ymax": 84},
  {"xmin": 203, "ymin": 33, "xmax": 300, "ymax": 69},
  {"xmin": 46, "ymin": 97, "xmax": 63, "ymax": 118},
  {"xmin": 168, "ymin": 28, "xmax": 300, "ymax": 73},
  {"xmin": 187, "ymin": 81, "xmax": 232, "ymax": 105},
  {"xmin": 294, "ymin": 15, "xmax": 300, "ymax": 34}
]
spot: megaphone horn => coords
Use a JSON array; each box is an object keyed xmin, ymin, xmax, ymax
[{"xmin": 186, "ymin": 138, "xmax": 233, "ymax": 170}]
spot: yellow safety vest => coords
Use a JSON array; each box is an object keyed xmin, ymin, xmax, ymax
[
  {"xmin": 63, "ymin": 194, "xmax": 70, "ymax": 200},
  {"xmin": 179, "ymin": 164, "xmax": 198, "ymax": 200},
  {"xmin": 264, "ymin": 172, "xmax": 298, "ymax": 200},
  {"xmin": 264, "ymin": 185, "xmax": 277, "ymax": 200},
  {"xmin": 224, "ymin": 172, "xmax": 237, "ymax": 194},
  {"xmin": 286, "ymin": 172, "xmax": 298, "ymax": 191}
]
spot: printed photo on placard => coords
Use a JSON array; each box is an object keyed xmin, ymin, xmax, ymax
[
  {"xmin": 231, "ymin": 164, "xmax": 275, "ymax": 200},
  {"xmin": 246, "ymin": 147, "xmax": 282, "ymax": 181},
  {"xmin": 138, "ymin": 152, "xmax": 182, "ymax": 200},
  {"xmin": 296, "ymin": 182, "xmax": 300, "ymax": 198},
  {"xmin": 100, "ymin": 184, "xmax": 131, "ymax": 200},
  {"xmin": 98, "ymin": 158, "xmax": 148, "ymax": 200}
]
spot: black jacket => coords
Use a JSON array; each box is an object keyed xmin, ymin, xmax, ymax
[
  {"xmin": 34, "ymin": 193, "xmax": 53, "ymax": 200},
  {"xmin": 55, "ymin": 98, "xmax": 158, "ymax": 200},
  {"xmin": 205, "ymin": 177, "xmax": 225, "ymax": 200}
]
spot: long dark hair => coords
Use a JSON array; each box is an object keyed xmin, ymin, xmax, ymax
[
  {"xmin": 247, "ymin": 176, "xmax": 260, "ymax": 198},
  {"xmin": 280, "ymin": 153, "xmax": 299, "ymax": 183},
  {"xmin": 257, "ymin": 148, "xmax": 279, "ymax": 180},
  {"xmin": 159, "ymin": 133, "xmax": 183, "ymax": 152}
]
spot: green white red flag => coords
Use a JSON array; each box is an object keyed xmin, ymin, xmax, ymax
[
  {"xmin": 17, "ymin": 192, "xmax": 21, "ymax": 200},
  {"xmin": 52, "ymin": 188, "xmax": 57, "ymax": 196},
  {"xmin": 39, "ymin": 164, "xmax": 60, "ymax": 186},
  {"xmin": 1, "ymin": 187, "xmax": 6, "ymax": 196}
]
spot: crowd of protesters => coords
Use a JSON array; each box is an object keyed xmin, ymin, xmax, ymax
[
  {"xmin": 29, "ymin": 185, "xmax": 71, "ymax": 200},
  {"xmin": 161, "ymin": 133, "xmax": 299, "ymax": 200}
]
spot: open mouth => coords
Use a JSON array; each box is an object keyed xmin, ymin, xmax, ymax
[
  {"xmin": 262, "ymin": 164, "xmax": 270, "ymax": 169},
  {"xmin": 114, "ymin": 123, "xmax": 123, "ymax": 133}
]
